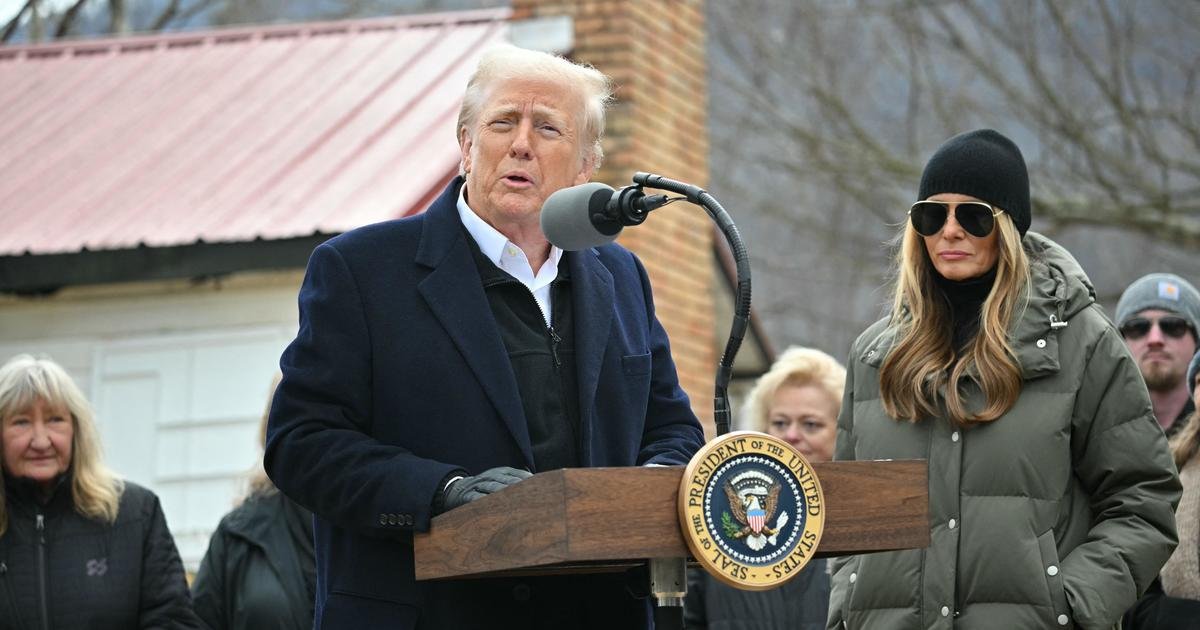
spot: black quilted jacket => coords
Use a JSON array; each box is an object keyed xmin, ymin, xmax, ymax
[{"xmin": 0, "ymin": 474, "xmax": 200, "ymax": 630}]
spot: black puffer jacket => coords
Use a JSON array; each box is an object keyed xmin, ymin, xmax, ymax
[
  {"xmin": 1122, "ymin": 578, "xmax": 1200, "ymax": 629},
  {"xmin": 0, "ymin": 475, "xmax": 200, "ymax": 630},
  {"xmin": 191, "ymin": 490, "xmax": 315, "ymax": 630}
]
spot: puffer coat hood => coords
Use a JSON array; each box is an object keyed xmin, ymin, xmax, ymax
[{"xmin": 828, "ymin": 233, "xmax": 1180, "ymax": 630}]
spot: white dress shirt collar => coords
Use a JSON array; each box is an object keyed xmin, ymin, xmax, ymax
[{"xmin": 457, "ymin": 186, "xmax": 563, "ymax": 324}]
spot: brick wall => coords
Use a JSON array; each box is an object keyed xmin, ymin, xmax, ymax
[{"xmin": 513, "ymin": 0, "xmax": 717, "ymax": 433}]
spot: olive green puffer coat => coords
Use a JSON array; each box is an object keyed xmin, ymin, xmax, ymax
[{"xmin": 828, "ymin": 233, "xmax": 1180, "ymax": 630}]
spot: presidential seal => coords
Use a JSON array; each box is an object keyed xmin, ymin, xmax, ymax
[{"xmin": 678, "ymin": 431, "xmax": 825, "ymax": 590}]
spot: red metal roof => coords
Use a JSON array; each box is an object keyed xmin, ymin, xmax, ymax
[{"xmin": 0, "ymin": 10, "xmax": 509, "ymax": 256}]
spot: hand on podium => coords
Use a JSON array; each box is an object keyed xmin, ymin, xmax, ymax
[{"xmin": 436, "ymin": 467, "xmax": 533, "ymax": 514}]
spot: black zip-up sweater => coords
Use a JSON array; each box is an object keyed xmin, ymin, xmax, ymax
[
  {"xmin": 0, "ymin": 474, "xmax": 200, "ymax": 630},
  {"xmin": 468, "ymin": 232, "xmax": 582, "ymax": 473}
]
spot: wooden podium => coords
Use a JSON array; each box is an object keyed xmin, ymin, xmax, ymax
[{"xmin": 414, "ymin": 460, "xmax": 927, "ymax": 581}]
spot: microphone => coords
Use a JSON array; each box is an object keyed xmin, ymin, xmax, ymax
[
  {"xmin": 546, "ymin": 171, "xmax": 750, "ymax": 438},
  {"xmin": 540, "ymin": 182, "xmax": 670, "ymax": 251}
]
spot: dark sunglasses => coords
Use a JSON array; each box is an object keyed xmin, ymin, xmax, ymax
[
  {"xmin": 1119, "ymin": 315, "xmax": 1194, "ymax": 341},
  {"xmin": 909, "ymin": 200, "xmax": 1003, "ymax": 238}
]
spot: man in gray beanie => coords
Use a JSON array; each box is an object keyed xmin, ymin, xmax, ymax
[{"xmin": 1116, "ymin": 272, "xmax": 1200, "ymax": 437}]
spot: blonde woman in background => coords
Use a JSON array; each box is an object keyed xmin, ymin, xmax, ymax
[
  {"xmin": 192, "ymin": 374, "xmax": 315, "ymax": 630},
  {"xmin": 684, "ymin": 346, "xmax": 844, "ymax": 630},
  {"xmin": 0, "ymin": 354, "xmax": 198, "ymax": 629}
]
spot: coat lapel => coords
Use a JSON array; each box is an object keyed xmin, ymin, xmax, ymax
[
  {"xmin": 415, "ymin": 179, "xmax": 534, "ymax": 468},
  {"xmin": 569, "ymin": 248, "xmax": 614, "ymax": 464}
]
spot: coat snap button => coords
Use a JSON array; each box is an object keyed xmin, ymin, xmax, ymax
[
  {"xmin": 941, "ymin": 606, "xmax": 949, "ymax": 617},
  {"xmin": 1057, "ymin": 614, "xmax": 1069, "ymax": 625},
  {"xmin": 951, "ymin": 431, "xmax": 960, "ymax": 442},
  {"xmin": 1036, "ymin": 339, "xmax": 1047, "ymax": 348},
  {"xmin": 1046, "ymin": 565, "xmax": 1058, "ymax": 576},
  {"xmin": 948, "ymin": 518, "xmax": 957, "ymax": 529},
  {"xmin": 849, "ymin": 572, "xmax": 857, "ymax": 583}
]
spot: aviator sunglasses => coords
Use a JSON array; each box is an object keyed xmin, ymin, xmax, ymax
[
  {"xmin": 908, "ymin": 200, "xmax": 1003, "ymax": 238},
  {"xmin": 1118, "ymin": 315, "xmax": 1194, "ymax": 341}
]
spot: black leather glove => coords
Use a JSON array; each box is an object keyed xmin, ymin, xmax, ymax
[{"xmin": 437, "ymin": 466, "xmax": 532, "ymax": 514}]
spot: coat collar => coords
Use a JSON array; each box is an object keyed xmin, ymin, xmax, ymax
[
  {"xmin": 3, "ymin": 470, "xmax": 71, "ymax": 513},
  {"xmin": 415, "ymin": 177, "xmax": 534, "ymax": 468}
]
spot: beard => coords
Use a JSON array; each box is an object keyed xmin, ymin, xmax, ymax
[{"xmin": 1141, "ymin": 360, "xmax": 1184, "ymax": 391}]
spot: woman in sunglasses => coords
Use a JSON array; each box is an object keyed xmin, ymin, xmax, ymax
[{"xmin": 827, "ymin": 129, "xmax": 1180, "ymax": 630}]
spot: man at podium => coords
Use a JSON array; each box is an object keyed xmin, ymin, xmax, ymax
[{"xmin": 264, "ymin": 44, "xmax": 705, "ymax": 630}]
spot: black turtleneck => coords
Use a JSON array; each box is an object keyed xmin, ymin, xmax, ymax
[
  {"xmin": 934, "ymin": 266, "xmax": 997, "ymax": 352},
  {"xmin": 3, "ymin": 470, "xmax": 70, "ymax": 511}
]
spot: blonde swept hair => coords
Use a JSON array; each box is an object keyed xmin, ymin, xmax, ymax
[
  {"xmin": 1170, "ymin": 411, "xmax": 1199, "ymax": 470},
  {"xmin": 743, "ymin": 346, "xmax": 846, "ymax": 434},
  {"xmin": 243, "ymin": 372, "xmax": 283, "ymax": 501},
  {"xmin": 456, "ymin": 43, "xmax": 615, "ymax": 172},
  {"xmin": 879, "ymin": 213, "xmax": 1031, "ymax": 425},
  {"xmin": 0, "ymin": 354, "xmax": 123, "ymax": 536}
]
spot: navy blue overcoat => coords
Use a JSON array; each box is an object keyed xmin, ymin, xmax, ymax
[{"xmin": 265, "ymin": 177, "xmax": 704, "ymax": 629}]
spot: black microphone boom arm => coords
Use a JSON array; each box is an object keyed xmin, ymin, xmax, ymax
[{"xmin": 632, "ymin": 172, "xmax": 749, "ymax": 437}]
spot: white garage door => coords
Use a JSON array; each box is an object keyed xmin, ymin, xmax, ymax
[{"xmin": 0, "ymin": 272, "xmax": 301, "ymax": 570}]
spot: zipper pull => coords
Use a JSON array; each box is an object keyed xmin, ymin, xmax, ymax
[
  {"xmin": 548, "ymin": 326, "xmax": 562, "ymax": 368},
  {"xmin": 36, "ymin": 513, "xmax": 45, "ymax": 544}
]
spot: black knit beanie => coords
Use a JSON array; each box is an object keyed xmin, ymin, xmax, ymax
[{"xmin": 918, "ymin": 129, "xmax": 1031, "ymax": 236}]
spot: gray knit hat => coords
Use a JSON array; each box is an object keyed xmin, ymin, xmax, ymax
[
  {"xmin": 1115, "ymin": 273, "xmax": 1200, "ymax": 337},
  {"xmin": 1189, "ymin": 349, "xmax": 1200, "ymax": 398}
]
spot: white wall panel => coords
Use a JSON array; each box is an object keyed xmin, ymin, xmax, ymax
[{"xmin": 94, "ymin": 369, "xmax": 162, "ymax": 486}]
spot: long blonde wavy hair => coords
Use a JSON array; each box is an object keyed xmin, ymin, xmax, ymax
[
  {"xmin": 879, "ymin": 213, "xmax": 1031, "ymax": 425},
  {"xmin": 0, "ymin": 354, "xmax": 123, "ymax": 536},
  {"xmin": 243, "ymin": 372, "xmax": 282, "ymax": 501},
  {"xmin": 1170, "ymin": 409, "xmax": 1199, "ymax": 469}
]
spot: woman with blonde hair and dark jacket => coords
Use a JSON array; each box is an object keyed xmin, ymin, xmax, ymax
[
  {"xmin": 0, "ymin": 353, "xmax": 199, "ymax": 628},
  {"xmin": 192, "ymin": 374, "xmax": 315, "ymax": 630},
  {"xmin": 828, "ymin": 129, "xmax": 1180, "ymax": 629}
]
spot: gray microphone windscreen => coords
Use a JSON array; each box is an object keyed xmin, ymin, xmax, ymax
[{"xmin": 541, "ymin": 182, "xmax": 621, "ymax": 251}]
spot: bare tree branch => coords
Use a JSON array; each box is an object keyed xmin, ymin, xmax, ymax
[
  {"xmin": 29, "ymin": 0, "xmax": 43, "ymax": 42},
  {"xmin": 173, "ymin": 0, "xmax": 222, "ymax": 28},
  {"xmin": 53, "ymin": 0, "xmax": 91, "ymax": 39},
  {"xmin": 107, "ymin": 0, "xmax": 126, "ymax": 35},
  {"xmin": 150, "ymin": 0, "xmax": 183, "ymax": 31},
  {"xmin": 1, "ymin": 0, "xmax": 33, "ymax": 43}
]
